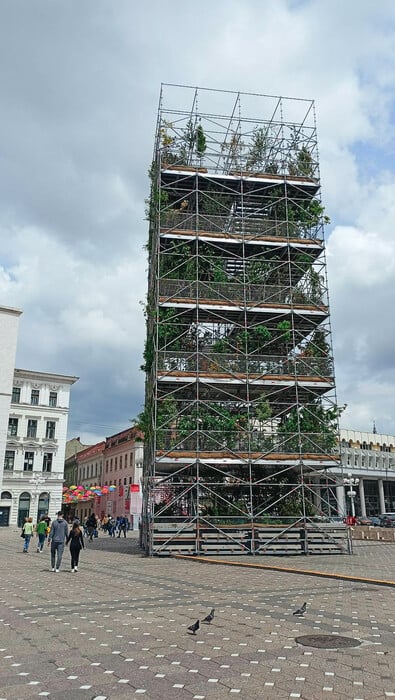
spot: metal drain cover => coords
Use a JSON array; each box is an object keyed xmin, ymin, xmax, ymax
[{"xmin": 296, "ymin": 634, "xmax": 361, "ymax": 649}]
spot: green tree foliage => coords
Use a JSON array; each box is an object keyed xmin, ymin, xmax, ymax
[
  {"xmin": 246, "ymin": 127, "xmax": 268, "ymax": 171},
  {"xmin": 279, "ymin": 400, "xmax": 345, "ymax": 452},
  {"xmin": 195, "ymin": 124, "xmax": 207, "ymax": 158},
  {"xmin": 289, "ymin": 146, "xmax": 316, "ymax": 178}
]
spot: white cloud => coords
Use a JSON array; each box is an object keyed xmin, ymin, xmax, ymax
[{"xmin": 2, "ymin": 0, "xmax": 395, "ymax": 438}]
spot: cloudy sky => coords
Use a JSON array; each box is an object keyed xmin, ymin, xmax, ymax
[{"xmin": 1, "ymin": 0, "xmax": 395, "ymax": 442}]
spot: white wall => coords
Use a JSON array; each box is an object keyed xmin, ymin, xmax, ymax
[
  {"xmin": 0, "ymin": 306, "xmax": 22, "ymax": 492},
  {"xmin": 2, "ymin": 369, "xmax": 78, "ymax": 525}
]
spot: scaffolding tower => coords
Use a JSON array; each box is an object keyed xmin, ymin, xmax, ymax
[{"xmin": 141, "ymin": 84, "xmax": 348, "ymax": 556}]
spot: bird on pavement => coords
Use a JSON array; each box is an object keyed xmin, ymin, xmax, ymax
[
  {"xmin": 293, "ymin": 602, "xmax": 307, "ymax": 616},
  {"xmin": 202, "ymin": 608, "xmax": 215, "ymax": 624},
  {"xmin": 188, "ymin": 619, "xmax": 200, "ymax": 635}
]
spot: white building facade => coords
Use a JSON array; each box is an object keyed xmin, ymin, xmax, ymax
[
  {"xmin": 312, "ymin": 429, "xmax": 395, "ymax": 518},
  {"xmin": 0, "ymin": 306, "xmax": 23, "ymax": 526},
  {"xmin": 2, "ymin": 368, "xmax": 78, "ymax": 526}
]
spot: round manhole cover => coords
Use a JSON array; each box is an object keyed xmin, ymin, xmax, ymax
[{"xmin": 296, "ymin": 635, "xmax": 361, "ymax": 649}]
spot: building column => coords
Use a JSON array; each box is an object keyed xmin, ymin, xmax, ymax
[
  {"xmin": 378, "ymin": 479, "xmax": 386, "ymax": 514},
  {"xmin": 359, "ymin": 478, "xmax": 366, "ymax": 517},
  {"xmin": 336, "ymin": 485, "xmax": 346, "ymax": 518},
  {"xmin": 309, "ymin": 479, "xmax": 321, "ymax": 511}
]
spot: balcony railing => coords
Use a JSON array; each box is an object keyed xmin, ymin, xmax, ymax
[
  {"xmin": 157, "ymin": 352, "xmax": 333, "ymax": 378},
  {"xmin": 155, "ymin": 430, "xmax": 336, "ymax": 455},
  {"xmin": 159, "ymin": 279, "xmax": 326, "ymax": 307},
  {"xmin": 160, "ymin": 212, "xmax": 322, "ymax": 241}
]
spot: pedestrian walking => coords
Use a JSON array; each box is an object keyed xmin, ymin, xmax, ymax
[
  {"xmin": 108, "ymin": 516, "xmax": 116, "ymax": 537},
  {"xmin": 82, "ymin": 516, "xmax": 88, "ymax": 537},
  {"xmin": 48, "ymin": 511, "xmax": 69, "ymax": 572},
  {"xmin": 22, "ymin": 517, "xmax": 34, "ymax": 553},
  {"xmin": 117, "ymin": 516, "xmax": 128, "ymax": 538},
  {"xmin": 66, "ymin": 522, "xmax": 85, "ymax": 572},
  {"xmin": 36, "ymin": 517, "xmax": 48, "ymax": 552},
  {"xmin": 101, "ymin": 515, "xmax": 109, "ymax": 533},
  {"xmin": 86, "ymin": 513, "xmax": 97, "ymax": 541}
]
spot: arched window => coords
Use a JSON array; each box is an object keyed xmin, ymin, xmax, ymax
[
  {"xmin": 37, "ymin": 492, "xmax": 50, "ymax": 520},
  {"xmin": 1, "ymin": 491, "xmax": 12, "ymax": 499},
  {"xmin": 18, "ymin": 492, "xmax": 31, "ymax": 527}
]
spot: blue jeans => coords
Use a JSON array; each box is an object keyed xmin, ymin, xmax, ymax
[
  {"xmin": 50, "ymin": 542, "xmax": 65, "ymax": 569},
  {"xmin": 23, "ymin": 534, "xmax": 31, "ymax": 552},
  {"xmin": 37, "ymin": 533, "xmax": 46, "ymax": 551}
]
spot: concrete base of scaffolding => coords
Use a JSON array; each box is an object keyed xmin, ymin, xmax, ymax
[{"xmin": 143, "ymin": 518, "xmax": 351, "ymax": 557}]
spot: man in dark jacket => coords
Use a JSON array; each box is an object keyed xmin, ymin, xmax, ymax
[
  {"xmin": 48, "ymin": 512, "xmax": 69, "ymax": 572},
  {"xmin": 86, "ymin": 513, "xmax": 97, "ymax": 541},
  {"xmin": 117, "ymin": 516, "xmax": 128, "ymax": 538}
]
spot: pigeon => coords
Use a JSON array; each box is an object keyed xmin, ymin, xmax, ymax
[
  {"xmin": 187, "ymin": 619, "xmax": 200, "ymax": 635},
  {"xmin": 293, "ymin": 602, "xmax": 307, "ymax": 616},
  {"xmin": 202, "ymin": 608, "xmax": 215, "ymax": 624}
]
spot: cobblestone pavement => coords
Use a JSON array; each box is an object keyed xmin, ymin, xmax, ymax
[
  {"xmin": 0, "ymin": 529, "xmax": 395, "ymax": 700},
  {"xmin": 204, "ymin": 540, "xmax": 395, "ymax": 583}
]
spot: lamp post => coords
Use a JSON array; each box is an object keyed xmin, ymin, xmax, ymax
[
  {"xmin": 344, "ymin": 473, "xmax": 359, "ymax": 518},
  {"xmin": 29, "ymin": 475, "xmax": 46, "ymax": 520}
]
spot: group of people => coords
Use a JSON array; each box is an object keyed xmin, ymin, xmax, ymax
[
  {"xmin": 21, "ymin": 512, "xmax": 85, "ymax": 572},
  {"xmin": 21, "ymin": 515, "xmax": 51, "ymax": 553},
  {"xmin": 79, "ymin": 513, "xmax": 130, "ymax": 539},
  {"xmin": 20, "ymin": 510, "xmax": 131, "ymax": 571},
  {"xmin": 100, "ymin": 514, "xmax": 129, "ymax": 537}
]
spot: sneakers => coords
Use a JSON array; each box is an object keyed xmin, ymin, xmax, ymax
[
  {"xmin": 55, "ymin": 569, "xmax": 59, "ymax": 573},
  {"xmin": 74, "ymin": 566, "xmax": 78, "ymax": 572},
  {"xmin": 51, "ymin": 567, "xmax": 55, "ymax": 572}
]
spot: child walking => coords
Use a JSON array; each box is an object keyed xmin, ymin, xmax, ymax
[{"xmin": 66, "ymin": 522, "xmax": 84, "ymax": 572}]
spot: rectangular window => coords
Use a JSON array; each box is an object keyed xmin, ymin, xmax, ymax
[
  {"xmin": 43, "ymin": 453, "xmax": 53, "ymax": 472},
  {"xmin": 31, "ymin": 389, "xmax": 39, "ymax": 405},
  {"xmin": 4, "ymin": 450, "xmax": 15, "ymax": 470},
  {"xmin": 12, "ymin": 387, "xmax": 21, "ymax": 403},
  {"xmin": 45, "ymin": 421, "xmax": 56, "ymax": 439},
  {"xmin": 115, "ymin": 457, "xmax": 118, "ymax": 470},
  {"xmin": 120, "ymin": 455, "xmax": 123, "ymax": 468},
  {"xmin": 24, "ymin": 451, "xmax": 34, "ymax": 471},
  {"xmin": 49, "ymin": 391, "xmax": 58, "ymax": 407},
  {"xmin": 8, "ymin": 417, "xmax": 18, "ymax": 437},
  {"xmin": 27, "ymin": 419, "xmax": 38, "ymax": 438},
  {"xmin": 129, "ymin": 452, "xmax": 133, "ymax": 466}
]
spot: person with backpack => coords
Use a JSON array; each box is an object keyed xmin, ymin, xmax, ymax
[
  {"xmin": 22, "ymin": 517, "xmax": 34, "ymax": 553},
  {"xmin": 66, "ymin": 522, "xmax": 85, "ymax": 572}
]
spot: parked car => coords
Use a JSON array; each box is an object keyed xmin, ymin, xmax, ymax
[
  {"xmin": 370, "ymin": 516, "xmax": 381, "ymax": 527},
  {"xmin": 379, "ymin": 513, "xmax": 395, "ymax": 528},
  {"xmin": 356, "ymin": 516, "xmax": 372, "ymax": 526}
]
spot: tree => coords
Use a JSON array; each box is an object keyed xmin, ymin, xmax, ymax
[{"xmin": 195, "ymin": 124, "xmax": 207, "ymax": 160}]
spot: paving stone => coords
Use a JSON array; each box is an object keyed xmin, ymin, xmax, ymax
[{"xmin": 0, "ymin": 530, "xmax": 395, "ymax": 698}]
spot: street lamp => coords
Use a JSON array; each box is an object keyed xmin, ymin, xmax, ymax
[
  {"xmin": 29, "ymin": 475, "xmax": 46, "ymax": 519},
  {"xmin": 344, "ymin": 473, "xmax": 359, "ymax": 518}
]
